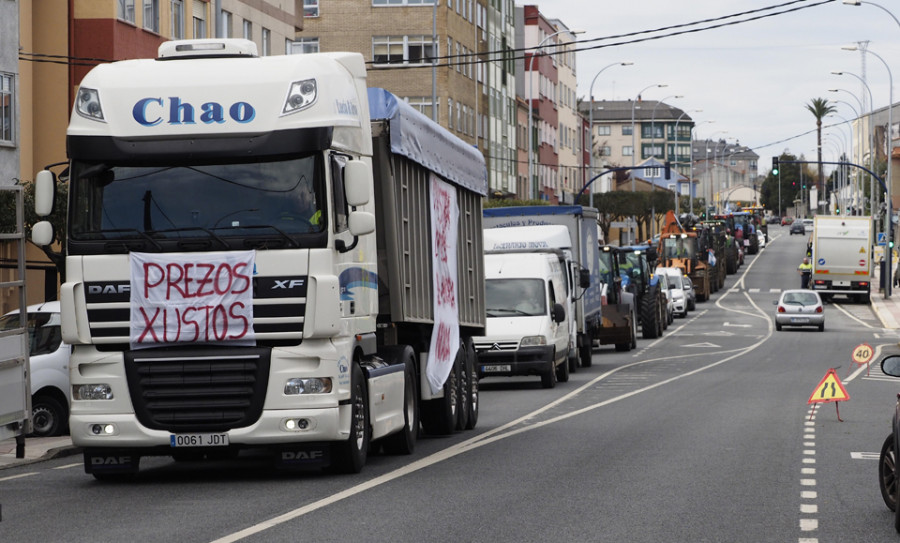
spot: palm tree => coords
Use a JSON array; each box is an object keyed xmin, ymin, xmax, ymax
[{"xmin": 805, "ymin": 98, "xmax": 837, "ymax": 211}]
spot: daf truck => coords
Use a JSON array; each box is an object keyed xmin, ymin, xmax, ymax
[{"xmin": 32, "ymin": 39, "xmax": 486, "ymax": 477}]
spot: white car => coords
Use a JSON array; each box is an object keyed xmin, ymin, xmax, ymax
[
  {"xmin": 657, "ymin": 267, "xmax": 688, "ymax": 318},
  {"xmin": 0, "ymin": 301, "xmax": 71, "ymax": 436},
  {"xmin": 757, "ymin": 230, "xmax": 766, "ymax": 248}
]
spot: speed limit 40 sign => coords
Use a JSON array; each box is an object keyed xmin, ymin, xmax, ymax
[{"xmin": 850, "ymin": 342, "xmax": 875, "ymax": 376}]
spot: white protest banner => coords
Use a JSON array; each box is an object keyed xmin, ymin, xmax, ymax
[
  {"xmin": 130, "ymin": 251, "xmax": 255, "ymax": 350},
  {"xmin": 426, "ymin": 175, "xmax": 460, "ymax": 394}
]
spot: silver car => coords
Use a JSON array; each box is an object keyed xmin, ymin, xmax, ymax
[
  {"xmin": 682, "ymin": 275, "xmax": 697, "ymax": 311},
  {"xmin": 774, "ymin": 289, "xmax": 824, "ymax": 331}
]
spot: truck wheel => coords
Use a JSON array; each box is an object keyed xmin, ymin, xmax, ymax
[
  {"xmin": 333, "ymin": 363, "xmax": 369, "ymax": 473},
  {"xmin": 30, "ymin": 393, "xmax": 67, "ymax": 437},
  {"xmin": 463, "ymin": 337, "xmax": 479, "ymax": 430},
  {"xmin": 640, "ymin": 291, "xmax": 660, "ymax": 339},
  {"xmin": 454, "ymin": 342, "xmax": 471, "ymax": 431},
  {"xmin": 580, "ymin": 335, "xmax": 592, "ymax": 368},
  {"xmin": 540, "ymin": 353, "xmax": 557, "ymax": 389},
  {"xmin": 880, "ymin": 434, "xmax": 898, "ymax": 512},
  {"xmin": 556, "ymin": 352, "xmax": 570, "ymax": 383},
  {"xmin": 381, "ymin": 347, "xmax": 418, "ymax": 455},
  {"xmin": 421, "ymin": 357, "xmax": 460, "ymax": 435}
]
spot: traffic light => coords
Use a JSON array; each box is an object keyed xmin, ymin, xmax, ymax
[
  {"xmin": 664, "ymin": 161, "xmax": 671, "ymax": 180},
  {"xmin": 771, "ymin": 156, "xmax": 779, "ymax": 175}
]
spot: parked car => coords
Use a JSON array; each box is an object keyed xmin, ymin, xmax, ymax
[
  {"xmin": 774, "ymin": 290, "xmax": 825, "ymax": 332},
  {"xmin": 656, "ymin": 270, "xmax": 676, "ymax": 325},
  {"xmin": 682, "ymin": 275, "xmax": 697, "ymax": 311},
  {"xmin": 757, "ymin": 230, "xmax": 766, "ymax": 248},
  {"xmin": 657, "ymin": 267, "xmax": 688, "ymax": 318},
  {"xmin": 790, "ymin": 222, "xmax": 805, "ymax": 235},
  {"xmin": 0, "ymin": 301, "xmax": 70, "ymax": 436}
]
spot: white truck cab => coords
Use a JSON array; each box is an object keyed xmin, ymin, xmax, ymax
[{"xmin": 474, "ymin": 227, "xmax": 571, "ymax": 388}]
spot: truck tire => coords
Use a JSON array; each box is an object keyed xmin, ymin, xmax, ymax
[
  {"xmin": 580, "ymin": 334, "xmax": 592, "ymax": 368},
  {"xmin": 421, "ymin": 356, "xmax": 460, "ymax": 435},
  {"xmin": 380, "ymin": 346, "xmax": 418, "ymax": 455},
  {"xmin": 333, "ymin": 362, "xmax": 369, "ymax": 473},
  {"xmin": 462, "ymin": 337, "xmax": 479, "ymax": 430},
  {"xmin": 640, "ymin": 291, "xmax": 660, "ymax": 339},
  {"xmin": 556, "ymin": 351, "xmax": 570, "ymax": 383},
  {"xmin": 454, "ymin": 343, "xmax": 470, "ymax": 431}
]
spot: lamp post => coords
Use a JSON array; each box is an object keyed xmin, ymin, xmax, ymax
[
  {"xmin": 832, "ymin": 73, "xmax": 877, "ymax": 214},
  {"xmin": 527, "ymin": 28, "xmax": 585, "ymax": 201},
  {"xmin": 588, "ymin": 61, "xmax": 632, "ymax": 196},
  {"xmin": 715, "ymin": 137, "xmax": 736, "ymax": 212},
  {"xmin": 631, "ymin": 83, "xmax": 668, "ymax": 191},
  {"xmin": 828, "ymin": 94, "xmax": 865, "ymax": 211},
  {"xmin": 843, "ymin": 44, "xmax": 893, "ymax": 297},
  {"xmin": 829, "ymin": 116, "xmax": 855, "ymax": 211}
]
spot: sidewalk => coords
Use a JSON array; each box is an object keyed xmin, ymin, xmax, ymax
[{"xmin": 3, "ymin": 270, "xmax": 900, "ymax": 471}]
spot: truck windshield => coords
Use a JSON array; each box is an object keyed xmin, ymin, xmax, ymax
[
  {"xmin": 662, "ymin": 237, "xmax": 697, "ymax": 259},
  {"xmin": 68, "ymin": 155, "xmax": 324, "ymax": 245},
  {"xmin": 485, "ymin": 278, "xmax": 547, "ymax": 317}
]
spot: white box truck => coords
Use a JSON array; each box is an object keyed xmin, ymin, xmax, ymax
[
  {"xmin": 32, "ymin": 39, "xmax": 486, "ymax": 478},
  {"xmin": 482, "ymin": 206, "xmax": 602, "ymax": 369},
  {"xmin": 810, "ymin": 215, "xmax": 873, "ymax": 303}
]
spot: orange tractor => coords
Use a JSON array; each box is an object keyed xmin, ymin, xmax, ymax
[{"xmin": 657, "ymin": 211, "xmax": 711, "ymax": 302}]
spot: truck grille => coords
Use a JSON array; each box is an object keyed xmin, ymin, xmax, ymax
[{"xmin": 124, "ymin": 347, "xmax": 271, "ymax": 432}]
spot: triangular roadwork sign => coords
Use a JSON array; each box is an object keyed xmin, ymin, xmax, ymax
[{"xmin": 807, "ymin": 368, "xmax": 850, "ymax": 404}]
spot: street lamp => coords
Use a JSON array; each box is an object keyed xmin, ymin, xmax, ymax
[
  {"xmin": 631, "ymin": 83, "xmax": 668, "ymax": 191},
  {"xmin": 704, "ymin": 130, "xmax": 728, "ymax": 214},
  {"xmin": 830, "ymin": 96, "xmax": 867, "ymax": 213},
  {"xmin": 832, "ymin": 72, "xmax": 878, "ymax": 215},
  {"xmin": 527, "ymin": 28, "xmax": 585, "ymax": 201},
  {"xmin": 843, "ymin": 43, "xmax": 893, "ymax": 297},
  {"xmin": 588, "ymin": 61, "xmax": 633, "ymax": 196}
]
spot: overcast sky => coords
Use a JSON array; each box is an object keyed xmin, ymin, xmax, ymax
[{"xmin": 537, "ymin": 0, "xmax": 900, "ymax": 172}]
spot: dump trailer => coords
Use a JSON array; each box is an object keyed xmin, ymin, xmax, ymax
[
  {"xmin": 32, "ymin": 39, "xmax": 486, "ymax": 478},
  {"xmin": 482, "ymin": 206, "xmax": 602, "ymax": 368},
  {"xmin": 810, "ymin": 215, "xmax": 873, "ymax": 303}
]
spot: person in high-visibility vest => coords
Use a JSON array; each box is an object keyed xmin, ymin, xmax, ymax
[{"xmin": 798, "ymin": 257, "xmax": 812, "ymax": 289}]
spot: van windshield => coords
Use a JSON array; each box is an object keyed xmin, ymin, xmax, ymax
[{"xmin": 485, "ymin": 278, "xmax": 547, "ymax": 317}]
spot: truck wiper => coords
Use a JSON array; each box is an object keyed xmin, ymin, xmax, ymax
[
  {"xmin": 149, "ymin": 226, "xmax": 230, "ymax": 250},
  {"xmin": 83, "ymin": 228, "xmax": 164, "ymax": 251},
  {"xmin": 214, "ymin": 224, "xmax": 300, "ymax": 248}
]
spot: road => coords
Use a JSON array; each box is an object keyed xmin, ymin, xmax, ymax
[{"xmin": 2, "ymin": 225, "xmax": 899, "ymax": 543}]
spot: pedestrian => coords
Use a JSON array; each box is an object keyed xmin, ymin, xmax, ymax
[{"xmin": 798, "ymin": 257, "xmax": 812, "ymax": 289}]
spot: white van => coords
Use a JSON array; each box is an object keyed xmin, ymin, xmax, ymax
[
  {"xmin": 0, "ymin": 301, "xmax": 71, "ymax": 436},
  {"xmin": 656, "ymin": 267, "xmax": 688, "ymax": 318},
  {"xmin": 474, "ymin": 250, "xmax": 571, "ymax": 389}
]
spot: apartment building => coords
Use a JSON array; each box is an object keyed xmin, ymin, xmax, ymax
[
  {"xmin": 301, "ymin": 0, "xmax": 517, "ymax": 198},
  {"xmin": 692, "ymin": 139, "xmax": 759, "ymax": 212}
]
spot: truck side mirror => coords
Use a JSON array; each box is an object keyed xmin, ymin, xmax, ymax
[
  {"xmin": 35, "ymin": 169, "xmax": 56, "ymax": 217},
  {"xmin": 579, "ymin": 269, "xmax": 590, "ymax": 289},
  {"xmin": 883, "ymin": 355, "xmax": 900, "ymax": 378},
  {"xmin": 551, "ymin": 303, "xmax": 566, "ymax": 323},
  {"xmin": 343, "ymin": 160, "xmax": 372, "ymax": 207},
  {"xmin": 32, "ymin": 221, "xmax": 54, "ymax": 246}
]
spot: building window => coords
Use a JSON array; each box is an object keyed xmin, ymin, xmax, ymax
[
  {"xmin": 261, "ymin": 28, "xmax": 271, "ymax": 56},
  {"xmin": 404, "ymin": 96, "xmax": 437, "ymax": 120},
  {"xmin": 373, "ymin": 36, "xmax": 434, "ymax": 65},
  {"xmin": 221, "ymin": 10, "xmax": 232, "ymax": 38},
  {"xmin": 118, "ymin": 0, "xmax": 136, "ymax": 23},
  {"xmin": 304, "ymin": 0, "xmax": 319, "ymax": 17},
  {"xmin": 243, "ymin": 19, "xmax": 252, "ymax": 40},
  {"xmin": 599, "ymin": 146, "xmax": 611, "ymax": 157},
  {"xmin": 642, "ymin": 144, "xmax": 663, "ymax": 159},
  {"xmin": 448, "ymin": 99, "xmax": 454, "ymax": 130},
  {"xmin": 192, "ymin": 0, "xmax": 207, "ymax": 38},
  {"xmin": 623, "ymin": 146, "xmax": 633, "ymax": 157},
  {"xmin": 622, "ymin": 125, "xmax": 632, "ymax": 136},
  {"xmin": 170, "ymin": 0, "xmax": 184, "ymax": 39},
  {"xmin": 143, "ymin": 0, "xmax": 159, "ymax": 32},
  {"xmin": 289, "ymin": 38, "xmax": 319, "ymax": 55},
  {"xmin": 0, "ymin": 73, "xmax": 14, "ymax": 144},
  {"xmin": 595, "ymin": 125, "xmax": 610, "ymax": 136},
  {"xmin": 643, "ymin": 167, "xmax": 660, "ymax": 178},
  {"xmin": 641, "ymin": 124, "xmax": 664, "ymax": 139}
]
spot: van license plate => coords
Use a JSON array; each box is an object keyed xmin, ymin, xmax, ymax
[
  {"xmin": 482, "ymin": 364, "xmax": 510, "ymax": 373},
  {"xmin": 170, "ymin": 433, "xmax": 229, "ymax": 447}
]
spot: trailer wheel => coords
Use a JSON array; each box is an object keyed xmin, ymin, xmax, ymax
[
  {"xmin": 640, "ymin": 290, "xmax": 660, "ymax": 339},
  {"xmin": 580, "ymin": 335, "xmax": 593, "ymax": 368},
  {"xmin": 421, "ymin": 356, "xmax": 460, "ymax": 435},
  {"xmin": 454, "ymin": 342, "xmax": 470, "ymax": 431},
  {"xmin": 333, "ymin": 363, "xmax": 369, "ymax": 473},
  {"xmin": 463, "ymin": 337, "xmax": 479, "ymax": 430},
  {"xmin": 381, "ymin": 346, "xmax": 418, "ymax": 455}
]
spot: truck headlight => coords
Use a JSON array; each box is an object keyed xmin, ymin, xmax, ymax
[
  {"xmin": 520, "ymin": 336, "xmax": 547, "ymax": 347},
  {"xmin": 73, "ymin": 384, "xmax": 113, "ymax": 400},
  {"xmin": 283, "ymin": 79, "xmax": 317, "ymax": 115},
  {"xmin": 76, "ymin": 87, "xmax": 105, "ymax": 121},
  {"xmin": 284, "ymin": 377, "xmax": 332, "ymax": 395}
]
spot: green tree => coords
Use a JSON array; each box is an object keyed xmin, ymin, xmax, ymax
[{"xmin": 805, "ymin": 98, "xmax": 837, "ymax": 206}]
